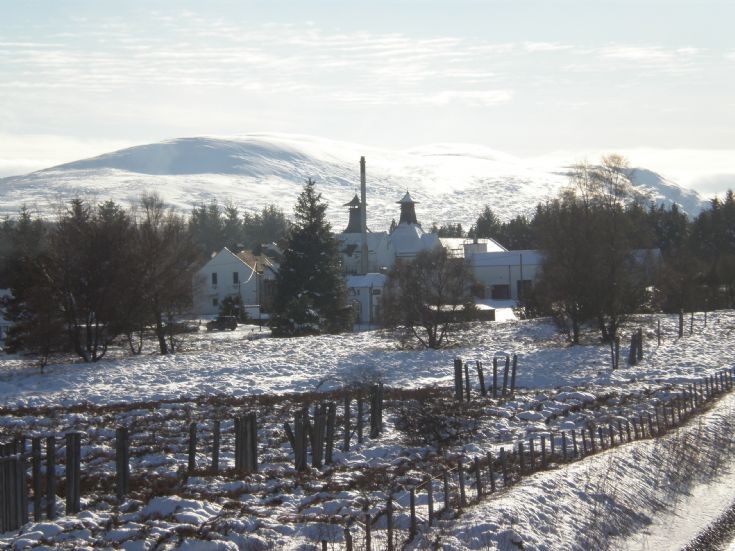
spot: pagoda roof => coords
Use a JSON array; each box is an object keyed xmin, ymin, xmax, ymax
[
  {"xmin": 397, "ymin": 191, "xmax": 418, "ymax": 204},
  {"xmin": 343, "ymin": 194, "xmax": 361, "ymax": 207}
]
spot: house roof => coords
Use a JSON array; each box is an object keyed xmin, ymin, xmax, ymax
[
  {"xmin": 439, "ymin": 237, "xmax": 507, "ymax": 253},
  {"xmin": 344, "ymin": 194, "xmax": 361, "ymax": 207},
  {"xmin": 389, "ymin": 223, "xmax": 438, "ymax": 255},
  {"xmin": 236, "ymin": 250, "xmax": 278, "ymax": 273}
]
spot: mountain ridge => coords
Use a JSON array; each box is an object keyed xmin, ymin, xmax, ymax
[{"xmin": 0, "ymin": 134, "xmax": 707, "ymax": 230}]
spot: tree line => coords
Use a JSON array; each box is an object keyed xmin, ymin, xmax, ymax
[
  {"xmin": 0, "ymin": 195, "xmax": 291, "ymax": 365},
  {"xmin": 465, "ymin": 155, "xmax": 735, "ymax": 345}
]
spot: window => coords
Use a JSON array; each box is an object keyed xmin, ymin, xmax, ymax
[
  {"xmin": 233, "ymin": 272, "xmax": 239, "ymax": 284},
  {"xmin": 212, "ymin": 297, "xmax": 219, "ymax": 307},
  {"xmin": 211, "ymin": 272, "xmax": 218, "ymax": 286}
]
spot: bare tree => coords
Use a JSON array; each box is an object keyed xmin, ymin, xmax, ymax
[
  {"xmin": 382, "ymin": 247, "xmax": 476, "ymax": 349},
  {"xmin": 135, "ymin": 193, "xmax": 202, "ymax": 355}
]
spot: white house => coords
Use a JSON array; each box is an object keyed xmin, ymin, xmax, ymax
[
  {"xmin": 193, "ymin": 247, "xmax": 276, "ymax": 317},
  {"xmin": 466, "ymin": 249, "xmax": 543, "ymax": 300}
]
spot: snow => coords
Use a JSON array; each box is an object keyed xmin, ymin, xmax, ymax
[
  {"xmin": 0, "ymin": 312, "xmax": 732, "ymax": 410},
  {"xmin": 0, "ymin": 311, "xmax": 734, "ymax": 549},
  {"xmin": 0, "ymin": 134, "xmax": 707, "ymax": 230}
]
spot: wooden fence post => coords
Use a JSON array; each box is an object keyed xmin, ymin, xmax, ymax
[
  {"xmin": 325, "ymin": 402, "xmax": 336, "ymax": 465},
  {"xmin": 637, "ymin": 328, "xmax": 643, "ymax": 361},
  {"xmin": 46, "ymin": 436, "xmax": 55, "ymax": 520},
  {"xmin": 344, "ymin": 523, "xmax": 353, "ymax": 551},
  {"xmin": 510, "ymin": 354, "xmax": 518, "ymax": 395},
  {"xmin": 313, "ymin": 405, "xmax": 325, "ymax": 468},
  {"xmin": 188, "ymin": 422, "xmax": 197, "ymax": 472},
  {"xmin": 116, "ymin": 427, "xmax": 130, "ymax": 500},
  {"xmin": 454, "ymin": 358, "xmax": 464, "ymax": 401},
  {"xmin": 500, "ymin": 447, "xmax": 509, "ymax": 487},
  {"xmin": 369, "ymin": 386, "xmax": 382, "ymax": 438},
  {"xmin": 492, "ymin": 357, "xmax": 498, "ymax": 398},
  {"xmin": 357, "ymin": 397, "xmax": 364, "ymax": 444},
  {"xmin": 443, "ymin": 470, "xmax": 450, "ymax": 512},
  {"xmin": 541, "ymin": 435, "xmax": 547, "ymax": 468},
  {"xmin": 409, "ymin": 488, "xmax": 417, "ymax": 540},
  {"xmin": 502, "ymin": 355, "xmax": 510, "ymax": 397},
  {"xmin": 0, "ymin": 453, "xmax": 27, "ymax": 532},
  {"xmin": 427, "ymin": 476, "xmax": 434, "ymax": 526},
  {"xmin": 211, "ymin": 420, "xmax": 220, "ymax": 473},
  {"xmin": 589, "ymin": 427, "xmax": 596, "ymax": 453},
  {"xmin": 518, "ymin": 442, "xmax": 525, "ymax": 475},
  {"xmin": 561, "ymin": 432, "xmax": 568, "ymax": 460},
  {"xmin": 364, "ymin": 510, "xmax": 371, "ymax": 551},
  {"xmin": 386, "ymin": 495, "xmax": 394, "ymax": 551},
  {"xmin": 474, "ymin": 456, "xmax": 483, "ymax": 499},
  {"xmin": 343, "ymin": 395, "xmax": 351, "ymax": 452},
  {"xmin": 609, "ymin": 424, "xmax": 615, "ymax": 447},
  {"xmin": 487, "ymin": 452, "xmax": 496, "ymax": 493},
  {"xmin": 571, "ymin": 429, "xmax": 578, "ymax": 457},
  {"xmin": 457, "ymin": 459, "xmax": 466, "ymax": 506},
  {"xmin": 476, "ymin": 361, "xmax": 486, "ymax": 396},
  {"xmin": 628, "ymin": 331, "xmax": 638, "ymax": 366},
  {"xmin": 529, "ymin": 439, "xmax": 536, "ymax": 471},
  {"xmin": 32, "ymin": 436, "xmax": 42, "ymax": 521},
  {"xmin": 464, "ymin": 362, "xmax": 471, "ymax": 401},
  {"xmin": 65, "ymin": 432, "xmax": 81, "ymax": 515},
  {"xmin": 19, "ymin": 439, "xmax": 28, "ymax": 525}
]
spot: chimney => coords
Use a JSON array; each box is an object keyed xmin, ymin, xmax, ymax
[{"xmin": 360, "ymin": 156, "xmax": 369, "ymax": 274}]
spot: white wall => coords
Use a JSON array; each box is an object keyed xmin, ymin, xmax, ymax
[{"xmin": 193, "ymin": 249, "xmax": 258, "ymax": 317}]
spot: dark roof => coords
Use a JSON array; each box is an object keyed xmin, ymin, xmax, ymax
[{"xmin": 344, "ymin": 194, "xmax": 361, "ymax": 207}]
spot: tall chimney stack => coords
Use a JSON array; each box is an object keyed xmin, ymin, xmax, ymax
[{"xmin": 360, "ymin": 156, "xmax": 368, "ymax": 275}]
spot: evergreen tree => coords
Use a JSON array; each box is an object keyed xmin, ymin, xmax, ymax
[
  {"xmin": 242, "ymin": 205, "xmax": 290, "ymax": 250},
  {"xmin": 270, "ymin": 179, "xmax": 351, "ymax": 336},
  {"xmin": 470, "ymin": 206, "xmax": 501, "ymax": 239},
  {"xmin": 189, "ymin": 200, "xmax": 225, "ymax": 255}
]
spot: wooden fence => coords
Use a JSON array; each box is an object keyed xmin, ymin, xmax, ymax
[{"xmin": 0, "ymin": 366, "xmax": 733, "ymax": 546}]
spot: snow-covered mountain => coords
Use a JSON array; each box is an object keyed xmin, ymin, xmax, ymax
[{"xmin": 0, "ymin": 134, "xmax": 707, "ymax": 229}]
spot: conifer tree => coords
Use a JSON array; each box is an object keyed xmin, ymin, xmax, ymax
[{"xmin": 270, "ymin": 179, "xmax": 351, "ymax": 336}]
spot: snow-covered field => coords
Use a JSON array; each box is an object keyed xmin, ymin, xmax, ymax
[{"xmin": 1, "ymin": 311, "xmax": 734, "ymax": 549}]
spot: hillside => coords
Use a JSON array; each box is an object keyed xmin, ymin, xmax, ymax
[{"xmin": 0, "ymin": 134, "xmax": 706, "ymax": 229}]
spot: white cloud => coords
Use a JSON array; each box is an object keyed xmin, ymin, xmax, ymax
[
  {"xmin": 426, "ymin": 90, "xmax": 513, "ymax": 106},
  {"xmin": 523, "ymin": 42, "xmax": 572, "ymax": 52}
]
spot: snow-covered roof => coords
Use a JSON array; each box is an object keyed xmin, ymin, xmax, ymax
[
  {"xmin": 439, "ymin": 237, "xmax": 507, "ymax": 253},
  {"xmin": 346, "ymin": 273, "xmax": 387, "ymax": 288},
  {"xmin": 468, "ymin": 250, "xmax": 543, "ymax": 267},
  {"xmin": 389, "ymin": 223, "xmax": 439, "ymax": 256},
  {"xmin": 397, "ymin": 191, "xmax": 418, "ymax": 204}
]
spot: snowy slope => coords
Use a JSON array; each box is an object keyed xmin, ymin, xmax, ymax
[{"xmin": 0, "ymin": 134, "xmax": 707, "ymax": 229}]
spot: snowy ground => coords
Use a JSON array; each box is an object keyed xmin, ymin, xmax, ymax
[
  {"xmin": 1, "ymin": 311, "xmax": 734, "ymax": 549},
  {"xmin": 1, "ymin": 311, "xmax": 730, "ymax": 411}
]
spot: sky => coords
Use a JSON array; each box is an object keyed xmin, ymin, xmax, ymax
[{"xmin": 1, "ymin": 0, "xmax": 734, "ymax": 196}]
